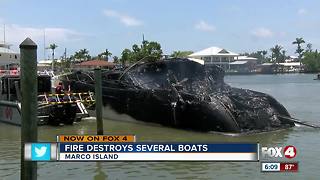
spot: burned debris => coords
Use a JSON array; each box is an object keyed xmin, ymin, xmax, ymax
[{"xmin": 62, "ymin": 58, "xmax": 295, "ymax": 133}]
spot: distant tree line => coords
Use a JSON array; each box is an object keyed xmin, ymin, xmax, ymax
[
  {"xmin": 119, "ymin": 40, "xmax": 163, "ymax": 66},
  {"xmin": 47, "ymin": 36, "xmax": 320, "ymax": 72},
  {"xmin": 46, "ymin": 40, "xmax": 201, "ymax": 70},
  {"xmin": 240, "ymin": 37, "xmax": 320, "ymax": 72}
]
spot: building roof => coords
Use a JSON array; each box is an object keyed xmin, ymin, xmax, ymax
[
  {"xmin": 38, "ymin": 60, "xmax": 53, "ymax": 64},
  {"xmin": 289, "ymin": 55, "xmax": 298, "ymax": 59},
  {"xmin": 189, "ymin": 46, "xmax": 239, "ymax": 57},
  {"xmin": 260, "ymin": 62, "xmax": 301, "ymax": 67},
  {"xmin": 38, "ymin": 59, "xmax": 62, "ymax": 64},
  {"xmin": 187, "ymin": 58, "xmax": 204, "ymax": 65},
  {"xmin": 261, "ymin": 63, "xmax": 275, "ymax": 66},
  {"xmin": 279, "ymin": 62, "xmax": 301, "ymax": 66},
  {"xmin": 76, "ymin": 60, "xmax": 115, "ymax": 67},
  {"xmin": 235, "ymin": 56, "xmax": 257, "ymax": 60},
  {"xmin": 230, "ymin": 61, "xmax": 248, "ymax": 65}
]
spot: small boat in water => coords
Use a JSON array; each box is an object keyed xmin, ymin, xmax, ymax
[
  {"xmin": 61, "ymin": 58, "xmax": 295, "ymax": 133},
  {"xmin": 0, "ymin": 72, "xmax": 92, "ymax": 126},
  {"xmin": 314, "ymin": 73, "xmax": 320, "ymax": 80}
]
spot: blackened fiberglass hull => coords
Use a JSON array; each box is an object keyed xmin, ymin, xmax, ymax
[{"xmin": 64, "ymin": 59, "xmax": 294, "ymax": 133}]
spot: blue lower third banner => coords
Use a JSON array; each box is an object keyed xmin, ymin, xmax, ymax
[{"xmin": 58, "ymin": 143, "xmax": 258, "ymax": 161}]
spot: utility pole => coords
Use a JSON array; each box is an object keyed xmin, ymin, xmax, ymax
[
  {"xmin": 3, "ymin": 24, "xmax": 5, "ymax": 44},
  {"xmin": 51, "ymin": 50, "xmax": 54, "ymax": 72},
  {"xmin": 20, "ymin": 38, "xmax": 38, "ymax": 180},
  {"xmin": 95, "ymin": 68, "xmax": 103, "ymax": 135},
  {"xmin": 64, "ymin": 48, "xmax": 67, "ymax": 61},
  {"xmin": 43, "ymin": 29, "xmax": 46, "ymax": 60}
]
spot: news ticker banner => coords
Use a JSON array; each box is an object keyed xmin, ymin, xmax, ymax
[
  {"xmin": 25, "ymin": 142, "xmax": 258, "ymax": 161},
  {"xmin": 58, "ymin": 143, "xmax": 258, "ymax": 161},
  {"xmin": 57, "ymin": 135, "xmax": 136, "ymax": 143},
  {"xmin": 24, "ymin": 135, "xmax": 259, "ymax": 161}
]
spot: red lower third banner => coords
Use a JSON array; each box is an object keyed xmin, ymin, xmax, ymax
[{"xmin": 280, "ymin": 162, "xmax": 298, "ymax": 172}]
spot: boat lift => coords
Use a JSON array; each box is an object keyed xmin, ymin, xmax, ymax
[
  {"xmin": 38, "ymin": 91, "xmax": 95, "ymax": 121},
  {"xmin": 0, "ymin": 73, "xmax": 95, "ymax": 126}
]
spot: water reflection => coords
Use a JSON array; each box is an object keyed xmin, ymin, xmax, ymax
[{"xmin": 94, "ymin": 162, "xmax": 107, "ymax": 180}]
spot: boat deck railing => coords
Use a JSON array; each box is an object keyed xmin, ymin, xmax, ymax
[{"xmin": 38, "ymin": 91, "xmax": 95, "ymax": 105}]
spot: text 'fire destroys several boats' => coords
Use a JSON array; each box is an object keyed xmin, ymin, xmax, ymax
[{"xmin": 62, "ymin": 58, "xmax": 295, "ymax": 133}]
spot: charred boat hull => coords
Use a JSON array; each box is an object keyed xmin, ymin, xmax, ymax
[{"xmin": 63, "ymin": 59, "xmax": 295, "ymax": 133}]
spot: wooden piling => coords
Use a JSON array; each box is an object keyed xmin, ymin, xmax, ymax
[
  {"xmin": 20, "ymin": 38, "xmax": 38, "ymax": 180},
  {"xmin": 95, "ymin": 68, "xmax": 103, "ymax": 135}
]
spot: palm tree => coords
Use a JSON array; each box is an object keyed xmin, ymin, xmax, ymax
[
  {"xmin": 79, "ymin": 48, "xmax": 89, "ymax": 56},
  {"xmin": 292, "ymin": 37, "xmax": 305, "ymax": 66},
  {"xmin": 281, "ymin": 50, "xmax": 286, "ymax": 63},
  {"xmin": 79, "ymin": 49, "xmax": 90, "ymax": 61},
  {"xmin": 270, "ymin": 45, "xmax": 283, "ymax": 73},
  {"xmin": 120, "ymin": 48, "xmax": 132, "ymax": 67},
  {"xmin": 73, "ymin": 51, "xmax": 81, "ymax": 62},
  {"xmin": 270, "ymin": 45, "xmax": 283, "ymax": 64},
  {"xmin": 105, "ymin": 49, "xmax": 112, "ymax": 61},
  {"xmin": 72, "ymin": 49, "xmax": 90, "ymax": 62},
  {"xmin": 306, "ymin": 43, "xmax": 312, "ymax": 52},
  {"xmin": 113, "ymin": 56, "xmax": 119, "ymax": 63},
  {"xmin": 98, "ymin": 49, "xmax": 112, "ymax": 61},
  {"xmin": 259, "ymin": 50, "xmax": 268, "ymax": 63},
  {"xmin": 262, "ymin": 50, "xmax": 267, "ymax": 58},
  {"xmin": 48, "ymin": 43, "xmax": 58, "ymax": 71}
]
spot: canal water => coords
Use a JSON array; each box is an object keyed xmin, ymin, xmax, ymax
[{"xmin": 0, "ymin": 74, "xmax": 319, "ymax": 180}]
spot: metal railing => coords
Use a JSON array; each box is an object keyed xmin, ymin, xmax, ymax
[{"xmin": 38, "ymin": 91, "xmax": 95, "ymax": 105}]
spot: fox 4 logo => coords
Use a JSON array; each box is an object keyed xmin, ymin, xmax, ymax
[{"xmin": 261, "ymin": 145, "xmax": 297, "ymax": 159}]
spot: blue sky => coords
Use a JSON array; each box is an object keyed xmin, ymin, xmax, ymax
[{"xmin": 0, "ymin": 0, "xmax": 319, "ymax": 59}]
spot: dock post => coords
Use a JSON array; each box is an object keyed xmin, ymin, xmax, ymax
[
  {"xmin": 20, "ymin": 38, "xmax": 38, "ymax": 180},
  {"xmin": 95, "ymin": 68, "xmax": 103, "ymax": 135}
]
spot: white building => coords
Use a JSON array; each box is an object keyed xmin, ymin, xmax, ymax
[
  {"xmin": 279, "ymin": 62, "xmax": 302, "ymax": 72},
  {"xmin": 228, "ymin": 56, "xmax": 258, "ymax": 73},
  {"xmin": 285, "ymin": 55, "xmax": 299, "ymax": 63},
  {"xmin": 0, "ymin": 43, "xmax": 20, "ymax": 67},
  {"xmin": 189, "ymin": 47, "xmax": 239, "ymax": 70},
  {"xmin": 235, "ymin": 56, "xmax": 257, "ymax": 62},
  {"xmin": 187, "ymin": 46, "xmax": 262, "ymax": 72},
  {"xmin": 37, "ymin": 59, "xmax": 62, "ymax": 71}
]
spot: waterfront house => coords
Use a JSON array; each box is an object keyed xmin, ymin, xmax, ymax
[
  {"xmin": 229, "ymin": 56, "xmax": 257, "ymax": 73},
  {"xmin": 188, "ymin": 46, "xmax": 239, "ymax": 70},
  {"xmin": 285, "ymin": 56, "xmax": 299, "ymax": 63},
  {"xmin": 188, "ymin": 46, "xmax": 260, "ymax": 73},
  {"xmin": 279, "ymin": 62, "xmax": 302, "ymax": 72},
  {"xmin": 256, "ymin": 63, "xmax": 279, "ymax": 73}
]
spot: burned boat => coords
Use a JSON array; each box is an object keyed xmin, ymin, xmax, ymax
[{"xmin": 62, "ymin": 58, "xmax": 295, "ymax": 133}]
